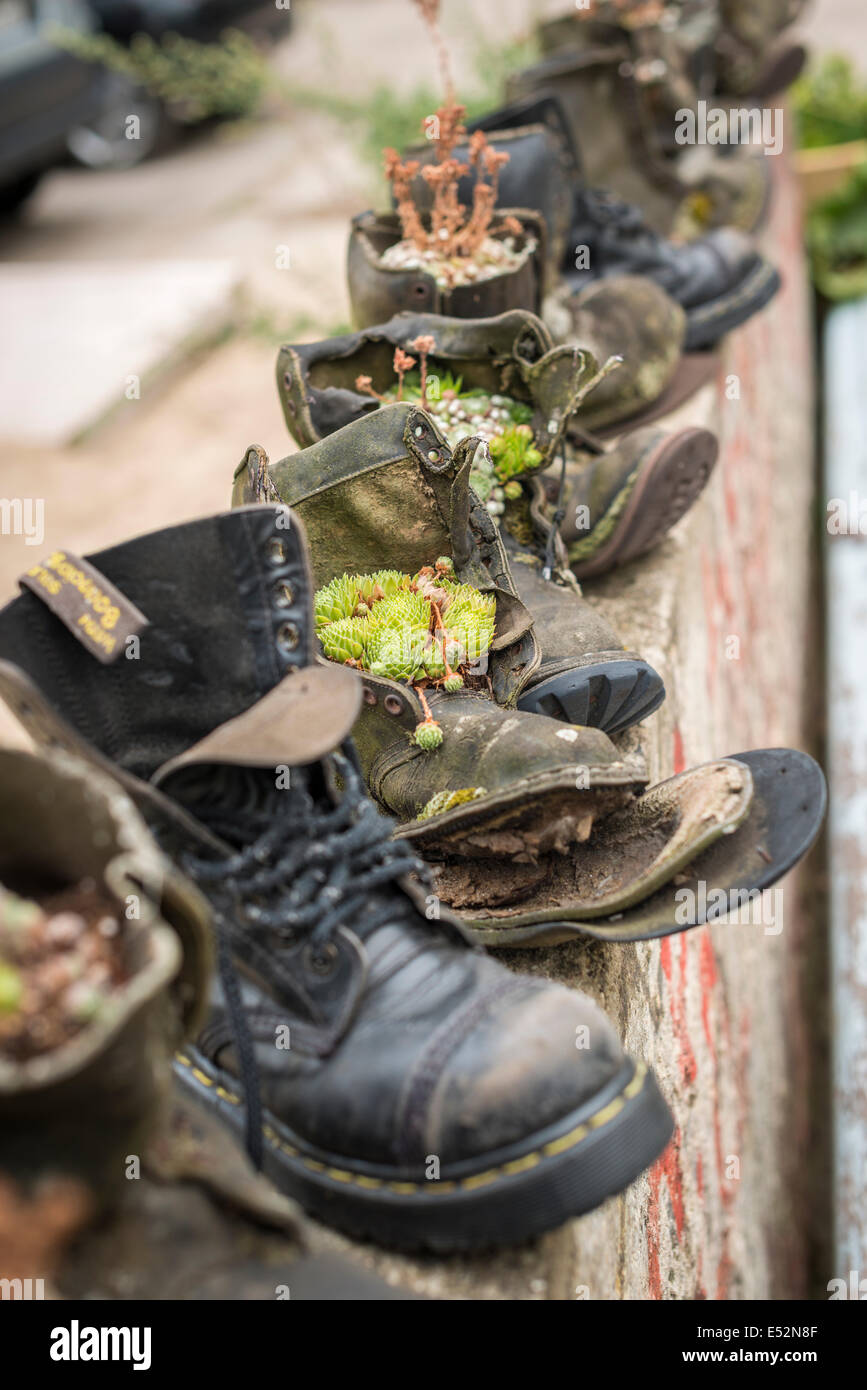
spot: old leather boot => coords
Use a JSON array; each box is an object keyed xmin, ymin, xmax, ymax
[
  {"xmin": 275, "ymin": 325, "xmax": 666, "ymax": 730},
  {"xmin": 348, "ymin": 208, "xmax": 548, "ymax": 328},
  {"xmin": 542, "ymin": 275, "xmax": 692, "ymax": 433},
  {"xmin": 564, "ymin": 188, "xmax": 780, "ymax": 351},
  {"xmin": 242, "ymin": 401, "xmax": 666, "ymax": 736},
  {"xmin": 465, "ymin": 92, "xmax": 780, "ymax": 350},
  {"xmin": 0, "ymin": 513, "xmax": 676, "ymax": 1251},
  {"xmin": 549, "ymin": 423, "xmax": 719, "ymax": 580},
  {"xmin": 276, "ymin": 306, "xmax": 606, "ymax": 461},
  {"xmin": 229, "ymin": 440, "xmax": 826, "ymax": 947},
  {"xmin": 508, "ymin": 42, "xmax": 771, "ymax": 237},
  {"xmin": 280, "ymin": 293, "xmax": 694, "ymax": 441}
]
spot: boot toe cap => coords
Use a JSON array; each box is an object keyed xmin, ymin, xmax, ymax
[{"xmin": 423, "ymin": 976, "xmax": 628, "ymax": 1166}]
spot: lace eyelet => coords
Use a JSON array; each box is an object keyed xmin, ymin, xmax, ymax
[
  {"xmin": 267, "ymin": 538, "xmax": 287, "ymax": 565},
  {"xmin": 274, "ymin": 580, "xmax": 295, "ymax": 608},
  {"xmin": 304, "ymin": 941, "xmax": 339, "ymax": 976},
  {"xmin": 277, "ymin": 621, "xmax": 301, "ymax": 654},
  {"xmin": 384, "ymin": 694, "xmax": 403, "ymax": 715}
]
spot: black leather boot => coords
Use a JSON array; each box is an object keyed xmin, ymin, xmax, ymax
[
  {"xmin": 0, "ymin": 509, "xmax": 674, "ymax": 1251},
  {"xmin": 564, "ymin": 186, "xmax": 780, "ymax": 350}
]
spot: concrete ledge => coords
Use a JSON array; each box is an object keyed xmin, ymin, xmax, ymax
[{"xmin": 301, "ymin": 157, "xmax": 821, "ymax": 1298}]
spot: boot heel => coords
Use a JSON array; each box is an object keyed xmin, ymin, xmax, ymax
[{"xmin": 518, "ymin": 657, "xmax": 665, "ymax": 735}]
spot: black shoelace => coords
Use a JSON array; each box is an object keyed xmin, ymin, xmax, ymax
[{"xmin": 177, "ymin": 744, "xmax": 432, "ymax": 1168}]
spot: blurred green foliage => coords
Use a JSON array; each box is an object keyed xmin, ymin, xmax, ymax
[
  {"xmin": 792, "ymin": 54, "xmax": 867, "ymax": 150},
  {"xmin": 50, "ymin": 26, "xmax": 271, "ymax": 124},
  {"xmin": 807, "ymin": 163, "xmax": 867, "ymax": 301}
]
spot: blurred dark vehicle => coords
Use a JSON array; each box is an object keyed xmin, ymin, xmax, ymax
[
  {"xmin": 87, "ymin": 1, "xmax": 291, "ymax": 44},
  {"xmin": 0, "ymin": 0, "xmax": 103, "ymax": 213},
  {"xmin": 68, "ymin": 0, "xmax": 292, "ymax": 168}
]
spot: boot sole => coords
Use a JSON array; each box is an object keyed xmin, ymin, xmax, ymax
[
  {"xmin": 569, "ymin": 427, "xmax": 718, "ymax": 581},
  {"xmin": 517, "ymin": 656, "xmax": 665, "ymax": 736},
  {"xmin": 463, "ymin": 747, "xmax": 826, "ymax": 947},
  {"xmin": 683, "ymin": 258, "xmax": 781, "ymax": 351},
  {"xmin": 173, "ymin": 1053, "xmax": 673, "ymax": 1253}
]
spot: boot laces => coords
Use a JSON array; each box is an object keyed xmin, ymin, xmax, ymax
[{"xmin": 174, "ymin": 745, "xmax": 433, "ymax": 1169}]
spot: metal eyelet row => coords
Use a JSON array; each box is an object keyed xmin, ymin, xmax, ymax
[{"xmin": 264, "ymin": 533, "xmax": 302, "ymax": 659}]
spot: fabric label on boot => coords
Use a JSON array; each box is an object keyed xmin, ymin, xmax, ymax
[{"xmin": 19, "ymin": 551, "xmax": 149, "ymax": 664}]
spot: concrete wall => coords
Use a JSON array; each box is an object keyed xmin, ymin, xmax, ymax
[{"xmin": 307, "ymin": 154, "xmax": 823, "ymax": 1299}]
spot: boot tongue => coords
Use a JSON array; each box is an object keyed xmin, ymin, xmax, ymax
[{"xmin": 151, "ymin": 666, "xmax": 360, "ymax": 790}]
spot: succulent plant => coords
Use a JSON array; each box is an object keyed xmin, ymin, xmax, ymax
[
  {"xmin": 315, "ymin": 565, "xmax": 496, "ymax": 749},
  {"xmin": 367, "ymin": 625, "xmax": 427, "ymax": 681},
  {"xmin": 413, "ymin": 718, "xmax": 444, "ymax": 751},
  {"xmin": 373, "ymin": 589, "xmax": 430, "ymax": 634},
  {"xmin": 314, "ymin": 574, "xmax": 363, "ymax": 631},
  {"xmin": 358, "ymin": 569, "xmax": 407, "ymax": 603},
  {"xmin": 489, "ymin": 425, "xmax": 542, "ymax": 482},
  {"xmin": 319, "ymin": 616, "xmax": 368, "ymax": 665}
]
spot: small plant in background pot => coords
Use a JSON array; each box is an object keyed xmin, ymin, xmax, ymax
[
  {"xmin": 382, "ymin": 111, "xmax": 532, "ymax": 291},
  {"xmin": 347, "ymin": 1, "xmax": 545, "ymax": 325},
  {"xmin": 381, "ymin": 0, "xmax": 534, "ymax": 290}
]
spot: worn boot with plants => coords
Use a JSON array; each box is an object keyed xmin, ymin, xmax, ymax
[
  {"xmin": 261, "ymin": 388, "xmax": 667, "ymax": 736},
  {"xmin": 0, "ymin": 509, "xmax": 685, "ymax": 1251},
  {"xmin": 233, "ymin": 418, "xmax": 826, "ymax": 949},
  {"xmin": 508, "ymin": 7, "xmax": 773, "ymax": 239},
  {"xmin": 276, "ymin": 308, "xmax": 717, "ymax": 645}
]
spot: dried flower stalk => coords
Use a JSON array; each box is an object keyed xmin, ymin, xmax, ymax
[{"xmin": 384, "ymin": 101, "xmax": 514, "ymax": 262}]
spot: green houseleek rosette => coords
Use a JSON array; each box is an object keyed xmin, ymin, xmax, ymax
[{"xmin": 315, "ymin": 559, "xmax": 495, "ymax": 749}]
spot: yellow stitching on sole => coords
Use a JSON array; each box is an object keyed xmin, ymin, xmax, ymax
[
  {"xmin": 542, "ymin": 1124, "xmax": 589, "ymax": 1158},
  {"xmin": 174, "ymin": 1056, "xmax": 649, "ymax": 1196},
  {"xmin": 460, "ymin": 1169, "xmax": 502, "ymax": 1191},
  {"xmin": 588, "ymin": 1097, "xmax": 625, "ymax": 1129},
  {"xmin": 501, "ymin": 1153, "xmax": 542, "ymax": 1176}
]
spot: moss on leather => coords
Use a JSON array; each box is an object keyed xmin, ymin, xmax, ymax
[{"xmin": 566, "ymin": 463, "xmax": 643, "ymax": 565}]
